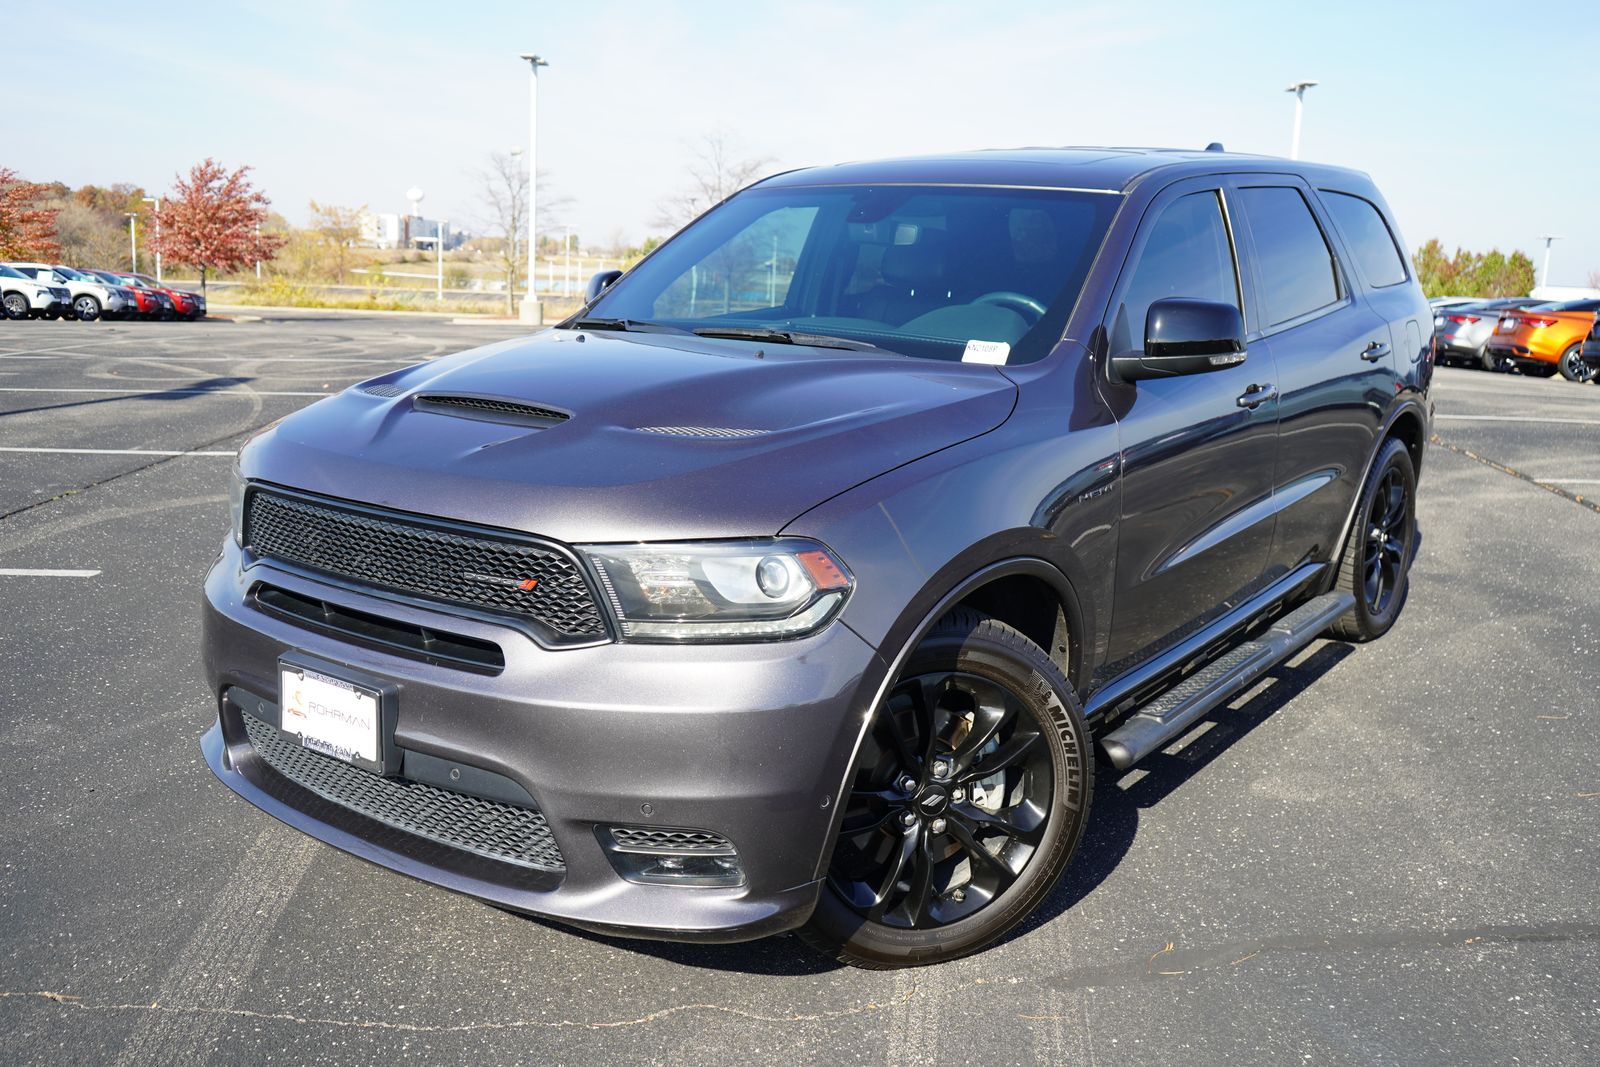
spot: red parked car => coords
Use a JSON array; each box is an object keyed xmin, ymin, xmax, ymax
[{"xmin": 86, "ymin": 270, "xmax": 173, "ymax": 320}]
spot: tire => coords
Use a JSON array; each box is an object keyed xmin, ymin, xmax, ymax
[
  {"xmin": 1558, "ymin": 343, "xmax": 1596, "ymax": 383},
  {"xmin": 800, "ymin": 609, "xmax": 1093, "ymax": 969},
  {"xmin": 72, "ymin": 294, "xmax": 102, "ymax": 322},
  {"xmin": 1328, "ymin": 437, "xmax": 1417, "ymax": 642},
  {"xmin": 1, "ymin": 293, "xmax": 28, "ymax": 320},
  {"xmin": 1478, "ymin": 346, "xmax": 1501, "ymax": 372}
]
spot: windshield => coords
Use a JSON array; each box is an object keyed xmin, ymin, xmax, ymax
[
  {"xmin": 52, "ymin": 266, "xmax": 88, "ymax": 281},
  {"xmin": 585, "ymin": 184, "xmax": 1120, "ymax": 364},
  {"xmin": 0, "ymin": 265, "xmax": 25, "ymax": 280}
]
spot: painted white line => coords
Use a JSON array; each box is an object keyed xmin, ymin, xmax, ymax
[
  {"xmin": 1533, "ymin": 478, "xmax": 1600, "ymax": 484},
  {"xmin": 0, "ymin": 386, "xmax": 331, "ymax": 397},
  {"xmin": 0, "ymin": 446, "xmax": 236, "ymax": 457},
  {"xmin": 0, "ymin": 354, "xmax": 417, "ymax": 364},
  {"xmin": 0, "ymin": 568, "xmax": 101, "ymax": 577},
  {"xmin": 1435, "ymin": 414, "xmax": 1600, "ymax": 426}
]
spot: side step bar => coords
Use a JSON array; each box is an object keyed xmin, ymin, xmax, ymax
[{"xmin": 1100, "ymin": 590, "xmax": 1355, "ymax": 770}]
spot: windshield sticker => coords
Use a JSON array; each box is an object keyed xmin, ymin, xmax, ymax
[{"xmin": 962, "ymin": 339, "xmax": 1011, "ymax": 365}]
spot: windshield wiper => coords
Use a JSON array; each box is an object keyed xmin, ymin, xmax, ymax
[
  {"xmin": 691, "ymin": 326, "xmax": 879, "ymax": 352},
  {"xmin": 567, "ymin": 317, "xmax": 686, "ymax": 334}
]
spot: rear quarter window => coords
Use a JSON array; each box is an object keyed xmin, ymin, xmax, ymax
[
  {"xmin": 1235, "ymin": 186, "xmax": 1341, "ymax": 327},
  {"xmin": 1320, "ymin": 191, "xmax": 1408, "ymax": 288}
]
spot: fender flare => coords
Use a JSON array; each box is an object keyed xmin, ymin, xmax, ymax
[{"xmin": 1322, "ymin": 398, "xmax": 1429, "ymax": 593}]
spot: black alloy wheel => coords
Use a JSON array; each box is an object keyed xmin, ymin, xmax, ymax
[
  {"xmin": 1558, "ymin": 343, "xmax": 1596, "ymax": 383},
  {"xmin": 802, "ymin": 610, "xmax": 1092, "ymax": 968},
  {"xmin": 1329, "ymin": 436, "xmax": 1417, "ymax": 642}
]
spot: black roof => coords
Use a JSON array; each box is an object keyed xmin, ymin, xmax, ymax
[{"xmin": 761, "ymin": 147, "xmax": 1372, "ymax": 195}]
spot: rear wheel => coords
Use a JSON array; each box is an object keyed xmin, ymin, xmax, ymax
[
  {"xmin": 1329, "ymin": 438, "xmax": 1416, "ymax": 642},
  {"xmin": 1558, "ymin": 343, "xmax": 1595, "ymax": 383},
  {"xmin": 1478, "ymin": 346, "xmax": 1501, "ymax": 372},
  {"xmin": 800, "ymin": 610, "xmax": 1092, "ymax": 969}
]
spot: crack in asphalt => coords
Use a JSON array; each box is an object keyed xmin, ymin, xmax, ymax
[{"xmin": 1430, "ymin": 433, "xmax": 1600, "ymax": 515}]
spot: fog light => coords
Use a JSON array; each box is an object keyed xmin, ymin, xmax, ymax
[{"xmin": 598, "ymin": 825, "xmax": 744, "ymax": 887}]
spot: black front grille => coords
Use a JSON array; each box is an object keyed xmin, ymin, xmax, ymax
[
  {"xmin": 244, "ymin": 714, "xmax": 565, "ymax": 872},
  {"xmin": 245, "ymin": 490, "xmax": 607, "ymax": 640}
]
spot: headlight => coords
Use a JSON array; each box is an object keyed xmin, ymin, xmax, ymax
[
  {"xmin": 229, "ymin": 464, "xmax": 246, "ymax": 546},
  {"xmin": 581, "ymin": 538, "xmax": 852, "ymax": 641}
]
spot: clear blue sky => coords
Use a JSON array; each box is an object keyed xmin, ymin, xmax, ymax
[{"xmin": 12, "ymin": 0, "xmax": 1598, "ymax": 284}]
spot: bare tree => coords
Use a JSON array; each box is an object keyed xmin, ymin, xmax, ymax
[
  {"xmin": 1588, "ymin": 268, "xmax": 1600, "ymax": 291},
  {"xmin": 654, "ymin": 131, "xmax": 774, "ymax": 231},
  {"xmin": 53, "ymin": 201, "xmax": 129, "ymax": 270},
  {"xmin": 308, "ymin": 200, "xmax": 367, "ymax": 284},
  {"xmin": 473, "ymin": 152, "xmax": 569, "ymax": 315}
]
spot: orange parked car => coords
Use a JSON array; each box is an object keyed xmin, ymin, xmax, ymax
[{"xmin": 1484, "ymin": 298, "xmax": 1600, "ymax": 382}]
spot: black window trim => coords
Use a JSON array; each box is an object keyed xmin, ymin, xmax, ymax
[
  {"xmin": 1099, "ymin": 176, "xmax": 1251, "ymax": 361},
  {"xmin": 1229, "ymin": 177, "xmax": 1353, "ymax": 339},
  {"xmin": 1317, "ymin": 187, "xmax": 1411, "ymax": 290}
]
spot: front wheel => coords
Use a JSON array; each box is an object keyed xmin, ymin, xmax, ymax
[
  {"xmin": 800, "ymin": 610, "xmax": 1093, "ymax": 968},
  {"xmin": 73, "ymin": 295, "xmax": 102, "ymax": 322},
  {"xmin": 1558, "ymin": 343, "xmax": 1596, "ymax": 383},
  {"xmin": 1, "ymin": 293, "xmax": 26, "ymax": 320}
]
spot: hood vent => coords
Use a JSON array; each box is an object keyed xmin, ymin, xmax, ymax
[
  {"xmin": 636, "ymin": 425, "xmax": 770, "ymax": 439},
  {"xmin": 414, "ymin": 394, "xmax": 572, "ymax": 428},
  {"xmin": 358, "ymin": 382, "xmax": 409, "ymax": 398}
]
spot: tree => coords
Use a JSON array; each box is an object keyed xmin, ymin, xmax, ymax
[
  {"xmin": 0, "ymin": 168, "xmax": 62, "ymax": 259},
  {"xmin": 472, "ymin": 153, "xmax": 568, "ymax": 315},
  {"xmin": 55, "ymin": 201, "xmax": 130, "ymax": 271},
  {"xmin": 151, "ymin": 159, "xmax": 285, "ymax": 294},
  {"xmin": 654, "ymin": 131, "xmax": 773, "ymax": 230},
  {"xmin": 308, "ymin": 200, "xmax": 367, "ymax": 284},
  {"xmin": 1412, "ymin": 239, "xmax": 1534, "ymax": 299}
]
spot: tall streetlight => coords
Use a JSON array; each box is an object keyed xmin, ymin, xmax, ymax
[
  {"xmin": 1285, "ymin": 80, "xmax": 1318, "ymax": 160},
  {"xmin": 518, "ymin": 52, "xmax": 548, "ymax": 325},
  {"xmin": 142, "ymin": 196, "xmax": 162, "ymax": 283},
  {"xmin": 1538, "ymin": 235, "xmax": 1564, "ymax": 289},
  {"xmin": 126, "ymin": 213, "xmax": 138, "ymax": 272}
]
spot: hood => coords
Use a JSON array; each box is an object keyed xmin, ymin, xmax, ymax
[{"xmin": 243, "ymin": 329, "xmax": 1017, "ymax": 543}]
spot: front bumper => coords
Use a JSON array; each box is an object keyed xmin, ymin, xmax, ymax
[{"xmin": 200, "ymin": 540, "xmax": 884, "ymax": 942}]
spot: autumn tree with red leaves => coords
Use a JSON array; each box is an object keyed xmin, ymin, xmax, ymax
[
  {"xmin": 152, "ymin": 159, "xmax": 286, "ymax": 294},
  {"xmin": 0, "ymin": 168, "xmax": 62, "ymax": 259}
]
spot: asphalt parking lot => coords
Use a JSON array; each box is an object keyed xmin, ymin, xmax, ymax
[{"xmin": 1, "ymin": 314, "xmax": 1597, "ymax": 1065}]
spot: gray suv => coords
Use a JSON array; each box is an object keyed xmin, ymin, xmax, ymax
[{"xmin": 202, "ymin": 147, "xmax": 1432, "ymax": 967}]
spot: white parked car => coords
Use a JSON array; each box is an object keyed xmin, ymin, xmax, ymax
[
  {"xmin": 7, "ymin": 262, "xmax": 135, "ymax": 321},
  {"xmin": 0, "ymin": 263, "xmax": 69, "ymax": 320}
]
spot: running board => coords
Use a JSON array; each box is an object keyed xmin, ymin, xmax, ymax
[{"xmin": 1099, "ymin": 590, "xmax": 1356, "ymax": 771}]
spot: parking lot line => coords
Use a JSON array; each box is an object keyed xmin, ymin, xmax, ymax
[
  {"xmin": 0, "ymin": 386, "xmax": 332, "ymax": 397},
  {"xmin": 0, "ymin": 447, "xmax": 236, "ymax": 457},
  {"xmin": 0, "ymin": 568, "xmax": 101, "ymax": 577},
  {"xmin": 1534, "ymin": 478, "xmax": 1600, "ymax": 484},
  {"xmin": 0, "ymin": 355, "xmax": 419, "ymax": 364},
  {"xmin": 1435, "ymin": 414, "xmax": 1600, "ymax": 427}
]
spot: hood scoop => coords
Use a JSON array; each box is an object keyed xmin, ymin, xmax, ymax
[
  {"xmin": 412, "ymin": 394, "xmax": 572, "ymax": 428},
  {"xmin": 357, "ymin": 381, "xmax": 409, "ymax": 398},
  {"xmin": 636, "ymin": 425, "xmax": 771, "ymax": 439}
]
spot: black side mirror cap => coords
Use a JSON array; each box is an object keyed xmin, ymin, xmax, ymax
[
  {"xmin": 1110, "ymin": 297, "xmax": 1247, "ymax": 383},
  {"xmin": 583, "ymin": 269, "xmax": 623, "ymax": 303}
]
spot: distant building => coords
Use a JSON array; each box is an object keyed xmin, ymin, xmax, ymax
[{"xmin": 359, "ymin": 212, "xmax": 463, "ymax": 251}]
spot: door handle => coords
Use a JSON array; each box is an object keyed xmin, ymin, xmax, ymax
[
  {"xmin": 1360, "ymin": 340, "xmax": 1391, "ymax": 362},
  {"xmin": 1236, "ymin": 382, "xmax": 1276, "ymax": 409}
]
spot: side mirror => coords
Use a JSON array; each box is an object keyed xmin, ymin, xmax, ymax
[
  {"xmin": 583, "ymin": 269, "xmax": 623, "ymax": 303},
  {"xmin": 1110, "ymin": 297, "xmax": 1246, "ymax": 383}
]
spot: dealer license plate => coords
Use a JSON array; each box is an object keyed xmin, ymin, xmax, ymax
[{"xmin": 278, "ymin": 663, "xmax": 380, "ymax": 765}]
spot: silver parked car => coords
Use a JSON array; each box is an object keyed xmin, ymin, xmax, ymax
[
  {"xmin": 1433, "ymin": 297, "xmax": 1553, "ymax": 371},
  {"xmin": 6, "ymin": 262, "xmax": 135, "ymax": 321},
  {"xmin": 0, "ymin": 263, "xmax": 69, "ymax": 319}
]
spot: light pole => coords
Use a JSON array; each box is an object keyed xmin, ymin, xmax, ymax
[
  {"xmin": 126, "ymin": 213, "xmax": 138, "ymax": 272},
  {"xmin": 437, "ymin": 219, "xmax": 448, "ymax": 301},
  {"xmin": 1538, "ymin": 235, "xmax": 1563, "ymax": 289},
  {"xmin": 255, "ymin": 220, "xmax": 262, "ymax": 279},
  {"xmin": 1285, "ymin": 80, "xmax": 1318, "ymax": 160},
  {"xmin": 142, "ymin": 196, "xmax": 162, "ymax": 283},
  {"xmin": 518, "ymin": 52, "xmax": 548, "ymax": 324}
]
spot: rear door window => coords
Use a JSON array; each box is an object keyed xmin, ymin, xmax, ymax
[
  {"xmin": 1236, "ymin": 186, "xmax": 1341, "ymax": 327},
  {"xmin": 1112, "ymin": 190, "xmax": 1240, "ymax": 353},
  {"xmin": 1320, "ymin": 191, "xmax": 1407, "ymax": 288}
]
